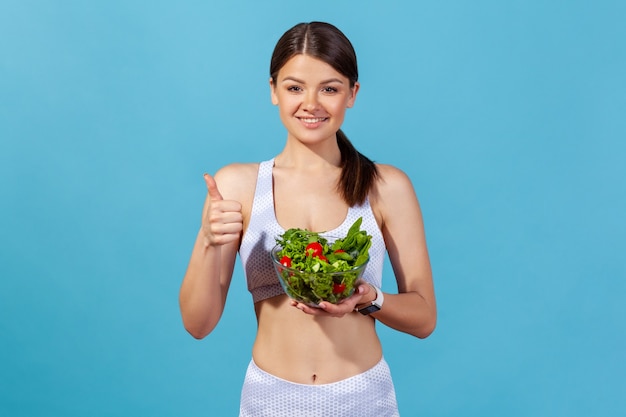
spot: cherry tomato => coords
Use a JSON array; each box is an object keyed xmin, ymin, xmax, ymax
[
  {"xmin": 280, "ymin": 255, "xmax": 292, "ymax": 268},
  {"xmin": 332, "ymin": 283, "xmax": 346, "ymax": 294},
  {"xmin": 305, "ymin": 242, "xmax": 324, "ymax": 258}
]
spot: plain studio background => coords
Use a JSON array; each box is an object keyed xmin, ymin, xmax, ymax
[{"xmin": 1, "ymin": 1, "xmax": 624, "ymax": 416}]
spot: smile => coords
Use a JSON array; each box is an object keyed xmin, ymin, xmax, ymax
[{"xmin": 298, "ymin": 117, "xmax": 328, "ymax": 123}]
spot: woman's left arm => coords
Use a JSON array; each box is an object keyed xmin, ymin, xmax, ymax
[
  {"xmin": 292, "ymin": 165, "xmax": 436, "ymax": 338},
  {"xmin": 366, "ymin": 164, "xmax": 436, "ymax": 338}
]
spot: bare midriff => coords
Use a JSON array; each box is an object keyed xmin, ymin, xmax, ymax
[{"xmin": 252, "ymin": 294, "xmax": 383, "ymax": 385}]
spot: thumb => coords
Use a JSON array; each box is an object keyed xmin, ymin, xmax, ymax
[{"xmin": 203, "ymin": 173, "xmax": 223, "ymax": 201}]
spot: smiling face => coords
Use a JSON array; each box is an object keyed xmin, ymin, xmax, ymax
[{"xmin": 270, "ymin": 54, "xmax": 359, "ymax": 146}]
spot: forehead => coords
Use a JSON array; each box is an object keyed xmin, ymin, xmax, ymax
[{"xmin": 277, "ymin": 54, "xmax": 346, "ymax": 83}]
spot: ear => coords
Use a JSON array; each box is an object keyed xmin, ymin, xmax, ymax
[
  {"xmin": 270, "ymin": 77, "xmax": 278, "ymax": 106},
  {"xmin": 346, "ymin": 81, "xmax": 360, "ymax": 108}
]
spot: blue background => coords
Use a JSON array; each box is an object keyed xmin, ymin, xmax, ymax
[{"xmin": 1, "ymin": 1, "xmax": 625, "ymax": 416}]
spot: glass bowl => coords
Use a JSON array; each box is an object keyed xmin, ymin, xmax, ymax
[{"xmin": 270, "ymin": 245, "xmax": 369, "ymax": 307}]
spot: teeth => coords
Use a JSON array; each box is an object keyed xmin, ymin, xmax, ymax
[{"xmin": 300, "ymin": 117, "xmax": 326, "ymax": 123}]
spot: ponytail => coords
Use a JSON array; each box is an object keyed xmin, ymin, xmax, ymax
[{"xmin": 336, "ymin": 129, "xmax": 378, "ymax": 206}]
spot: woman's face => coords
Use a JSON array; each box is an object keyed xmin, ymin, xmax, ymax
[{"xmin": 270, "ymin": 54, "xmax": 359, "ymax": 145}]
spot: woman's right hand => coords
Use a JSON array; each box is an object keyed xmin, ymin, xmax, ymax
[{"xmin": 201, "ymin": 173, "xmax": 243, "ymax": 247}]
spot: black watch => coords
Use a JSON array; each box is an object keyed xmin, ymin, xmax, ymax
[{"xmin": 356, "ymin": 285, "xmax": 384, "ymax": 315}]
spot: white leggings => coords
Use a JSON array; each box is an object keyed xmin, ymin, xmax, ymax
[{"xmin": 239, "ymin": 357, "xmax": 399, "ymax": 417}]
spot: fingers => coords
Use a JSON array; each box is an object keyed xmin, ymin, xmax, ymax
[
  {"xmin": 292, "ymin": 297, "xmax": 361, "ymax": 318},
  {"xmin": 293, "ymin": 302, "xmax": 337, "ymax": 317},
  {"xmin": 354, "ymin": 282, "xmax": 372, "ymax": 298},
  {"xmin": 201, "ymin": 172, "xmax": 243, "ymax": 246},
  {"xmin": 206, "ymin": 208, "xmax": 243, "ymax": 235},
  {"xmin": 319, "ymin": 300, "xmax": 359, "ymax": 317},
  {"xmin": 205, "ymin": 228, "xmax": 241, "ymax": 246},
  {"xmin": 290, "ymin": 282, "xmax": 373, "ymax": 317},
  {"xmin": 204, "ymin": 173, "xmax": 223, "ymax": 201},
  {"xmin": 201, "ymin": 209, "xmax": 243, "ymax": 246},
  {"xmin": 289, "ymin": 281, "xmax": 373, "ymax": 316}
]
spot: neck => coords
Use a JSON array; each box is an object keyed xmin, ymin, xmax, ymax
[{"xmin": 276, "ymin": 135, "xmax": 342, "ymax": 169}]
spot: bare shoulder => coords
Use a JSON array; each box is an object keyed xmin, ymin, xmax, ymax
[
  {"xmin": 370, "ymin": 163, "xmax": 422, "ymax": 226},
  {"xmin": 213, "ymin": 162, "xmax": 259, "ymax": 203},
  {"xmin": 374, "ymin": 163, "xmax": 417, "ymax": 196}
]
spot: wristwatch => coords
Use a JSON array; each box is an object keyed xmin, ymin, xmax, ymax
[{"xmin": 356, "ymin": 285, "xmax": 384, "ymax": 315}]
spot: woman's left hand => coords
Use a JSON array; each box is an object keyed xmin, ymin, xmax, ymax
[{"xmin": 290, "ymin": 281, "xmax": 375, "ymax": 318}]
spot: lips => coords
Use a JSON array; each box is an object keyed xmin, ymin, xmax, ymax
[{"xmin": 297, "ymin": 117, "xmax": 328, "ymax": 123}]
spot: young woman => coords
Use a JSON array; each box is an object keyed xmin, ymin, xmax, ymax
[{"xmin": 179, "ymin": 21, "xmax": 436, "ymax": 416}]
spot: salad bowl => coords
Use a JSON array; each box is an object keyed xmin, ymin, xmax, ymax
[{"xmin": 270, "ymin": 244, "xmax": 369, "ymax": 307}]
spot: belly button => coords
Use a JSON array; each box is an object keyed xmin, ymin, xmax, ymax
[{"xmin": 312, "ymin": 374, "xmax": 317, "ymax": 383}]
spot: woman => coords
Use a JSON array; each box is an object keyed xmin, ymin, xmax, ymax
[{"xmin": 179, "ymin": 21, "xmax": 436, "ymax": 416}]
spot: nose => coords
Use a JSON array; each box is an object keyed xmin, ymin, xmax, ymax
[{"xmin": 302, "ymin": 91, "xmax": 319, "ymax": 111}]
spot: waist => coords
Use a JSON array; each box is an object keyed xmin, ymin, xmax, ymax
[{"xmin": 252, "ymin": 295, "xmax": 383, "ymax": 384}]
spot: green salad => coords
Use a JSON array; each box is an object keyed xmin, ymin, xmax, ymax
[{"xmin": 273, "ymin": 217, "xmax": 372, "ymax": 305}]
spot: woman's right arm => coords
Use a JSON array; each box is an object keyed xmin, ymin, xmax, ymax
[{"xmin": 179, "ymin": 171, "xmax": 244, "ymax": 339}]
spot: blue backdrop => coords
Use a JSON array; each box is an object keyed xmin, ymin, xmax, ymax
[{"xmin": 1, "ymin": 1, "xmax": 624, "ymax": 416}]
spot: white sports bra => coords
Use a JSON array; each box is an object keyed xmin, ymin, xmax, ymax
[{"xmin": 239, "ymin": 159, "xmax": 386, "ymax": 303}]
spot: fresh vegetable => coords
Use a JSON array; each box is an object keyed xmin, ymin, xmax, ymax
[
  {"xmin": 332, "ymin": 283, "xmax": 346, "ymax": 294},
  {"xmin": 273, "ymin": 217, "xmax": 372, "ymax": 305},
  {"xmin": 279, "ymin": 255, "xmax": 292, "ymax": 268},
  {"xmin": 305, "ymin": 242, "xmax": 324, "ymax": 258}
]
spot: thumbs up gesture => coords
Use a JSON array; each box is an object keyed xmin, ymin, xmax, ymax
[{"xmin": 201, "ymin": 173, "xmax": 243, "ymax": 246}]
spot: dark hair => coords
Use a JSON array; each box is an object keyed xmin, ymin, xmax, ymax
[{"xmin": 270, "ymin": 22, "xmax": 378, "ymax": 207}]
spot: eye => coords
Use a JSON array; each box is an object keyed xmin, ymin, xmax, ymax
[
  {"xmin": 322, "ymin": 86, "xmax": 338, "ymax": 94},
  {"xmin": 287, "ymin": 85, "xmax": 302, "ymax": 92}
]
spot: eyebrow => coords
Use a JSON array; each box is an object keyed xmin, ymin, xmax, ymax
[{"xmin": 280, "ymin": 76, "xmax": 345, "ymax": 85}]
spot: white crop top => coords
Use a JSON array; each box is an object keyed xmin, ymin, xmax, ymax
[{"xmin": 239, "ymin": 159, "xmax": 386, "ymax": 303}]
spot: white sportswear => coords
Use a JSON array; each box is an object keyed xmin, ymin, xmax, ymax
[{"xmin": 238, "ymin": 158, "xmax": 386, "ymax": 303}]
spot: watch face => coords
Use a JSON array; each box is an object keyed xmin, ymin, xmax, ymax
[{"xmin": 359, "ymin": 304, "xmax": 381, "ymax": 315}]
